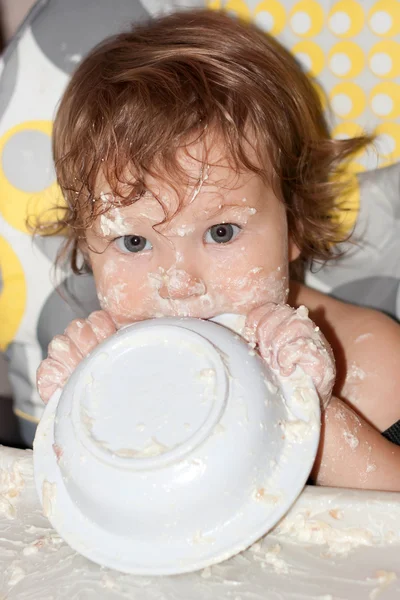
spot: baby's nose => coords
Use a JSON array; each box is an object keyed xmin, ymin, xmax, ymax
[{"xmin": 158, "ymin": 268, "xmax": 206, "ymax": 300}]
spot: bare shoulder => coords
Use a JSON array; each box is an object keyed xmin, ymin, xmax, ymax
[{"xmin": 289, "ymin": 282, "xmax": 400, "ymax": 431}]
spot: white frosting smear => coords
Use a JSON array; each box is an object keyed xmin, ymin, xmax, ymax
[{"xmin": 2, "ymin": 448, "xmax": 399, "ymax": 598}]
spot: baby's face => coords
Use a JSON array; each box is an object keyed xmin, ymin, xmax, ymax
[{"xmin": 86, "ymin": 142, "xmax": 297, "ymax": 327}]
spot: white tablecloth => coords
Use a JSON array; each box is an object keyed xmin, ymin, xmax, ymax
[{"xmin": 1, "ymin": 445, "xmax": 400, "ymax": 599}]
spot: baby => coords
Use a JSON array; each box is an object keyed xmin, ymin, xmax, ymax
[{"xmin": 37, "ymin": 9, "xmax": 400, "ymax": 491}]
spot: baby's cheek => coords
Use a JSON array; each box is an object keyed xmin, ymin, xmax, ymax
[
  {"xmin": 228, "ymin": 269, "xmax": 288, "ymax": 309},
  {"xmin": 206, "ymin": 253, "xmax": 289, "ymax": 311},
  {"xmin": 94, "ymin": 257, "xmax": 146, "ymax": 324}
]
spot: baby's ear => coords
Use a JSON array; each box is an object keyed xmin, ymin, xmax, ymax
[{"xmin": 288, "ymin": 235, "xmax": 301, "ymax": 262}]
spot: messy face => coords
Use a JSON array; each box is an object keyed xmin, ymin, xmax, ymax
[{"xmin": 85, "ymin": 141, "xmax": 297, "ymax": 327}]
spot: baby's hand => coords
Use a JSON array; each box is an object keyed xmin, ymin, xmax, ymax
[
  {"xmin": 245, "ymin": 303, "xmax": 335, "ymax": 408},
  {"xmin": 37, "ymin": 310, "xmax": 116, "ymax": 404}
]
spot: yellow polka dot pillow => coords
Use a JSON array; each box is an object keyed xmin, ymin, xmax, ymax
[
  {"xmin": 0, "ymin": 0, "xmax": 205, "ymax": 431},
  {"xmin": 210, "ymin": 0, "xmax": 400, "ymax": 167}
]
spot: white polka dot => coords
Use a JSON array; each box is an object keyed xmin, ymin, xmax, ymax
[
  {"xmin": 378, "ymin": 133, "xmax": 396, "ymax": 154},
  {"xmin": 371, "ymin": 93, "xmax": 393, "ymax": 116},
  {"xmin": 329, "ymin": 12, "xmax": 351, "ymax": 35},
  {"xmin": 370, "ymin": 53, "xmax": 392, "ymax": 76},
  {"xmin": 255, "ymin": 11, "xmax": 275, "ymax": 32},
  {"xmin": 330, "ymin": 53, "xmax": 352, "ymax": 76},
  {"xmin": 291, "ymin": 12, "xmax": 311, "ymax": 35},
  {"xmin": 370, "ymin": 11, "xmax": 392, "ymax": 35},
  {"xmin": 334, "ymin": 132, "xmax": 350, "ymax": 140},
  {"xmin": 332, "ymin": 93, "xmax": 353, "ymax": 116},
  {"xmin": 295, "ymin": 52, "xmax": 312, "ymax": 72},
  {"xmin": 360, "ymin": 151, "xmax": 380, "ymax": 171}
]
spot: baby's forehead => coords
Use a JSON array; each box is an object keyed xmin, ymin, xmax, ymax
[
  {"xmin": 107, "ymin": 183, "xmax": 254, "ymax": 232},
  {"xmin": 98, "ymin": 131, "xmax": 257, "ymax": 194},
  {"xmin": 97, "ymin": 161, "xmax": 259, "ymax": 222}
]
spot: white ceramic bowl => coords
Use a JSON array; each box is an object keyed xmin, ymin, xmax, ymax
[{"xmin": 33, "ymin": 315, "xmax": 320, "ymax": 575}]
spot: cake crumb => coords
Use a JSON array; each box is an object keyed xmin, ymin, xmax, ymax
[
  {"xmin": 369, "ymin": 570, "xmax": 397, "ymax": 599},
  {"xmin": 263, "ymin": 544, "xmax": 289, "ymax": 574},
  {"xmin": 329, "ymin": 509, "xmax": 343, "ymax": 520}
]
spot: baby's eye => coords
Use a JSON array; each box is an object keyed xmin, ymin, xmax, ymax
[
  {"xmin": 204, "ymin": 223, "xmax": 241, "ymax": 244},
  {"xmin": 115, "ymin": 235, "xmax": 152, "ymax": 253}
]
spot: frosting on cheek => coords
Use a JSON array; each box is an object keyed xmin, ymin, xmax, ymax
[
  {"xmin": 211, "ymin": 266, "xmax": 289, "ymax": 308},
  {"xmin": 96, "ymin": 257, "xmax": 138, "ymax": 322}
]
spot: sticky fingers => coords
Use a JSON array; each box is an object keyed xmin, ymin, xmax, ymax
[
  {"xmin": 37, "ymin": 358, "xmax": 71, "ymax": 404},
  {"xmin": 36, "ymin": 310, "xmax": 117, "ymax": 404},
  {"xmin": 246, "ymin": 303, "xmax": 335, "ymax": 408}
]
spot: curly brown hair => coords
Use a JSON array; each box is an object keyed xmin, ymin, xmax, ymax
[{"xmin": 42, "ymin": 8, "xmax": 372, "ymax": 275}]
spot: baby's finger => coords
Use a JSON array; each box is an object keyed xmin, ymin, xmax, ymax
[
  {"xmin": 87, "ymin": 310, "xmax": 116, "ymax": 343},
  {"xmin": 278, "ymin": 338, "xmax": 335, "ymax": 408},
  {"xmin": 39, "ymin": 382, "xmax": 61, "ymax": 405},
  {"xmin": 252, "ymin": 305, "xmax": 298, "ymax": 360},
  {"xmin": 256, "ymin": 305, "xmax": 316, "ymax": 357},
  {"xmin": 277, "ymin": 337, "xmax": 320, "ymax": 376},
  {"xmin": 244, "ymin": 302, "xmax": 278, "ymax": 340},
  {"xmin": 64, "ymin": 319, "xmax": 99, "ymax": 357},
  {"xmin": 36, "ymin": 358, "xmax": 70, "ymax": 404},
  {"xmin": 47, "ymin": 334, "xmax": 83, "ymax": 373}
]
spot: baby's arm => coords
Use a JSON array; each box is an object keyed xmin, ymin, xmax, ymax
[
  {"xmin": 317, "ymin": 308, "xmax": 400, "ymax": 491},
  {"xmin": 312, "ymin": 396, "xmax": 400, "ymax": 492},
  {"xmin": 337, "ymin": 308, "xmax": 400, "ymax": 433},
  {"xmin": 246, "ymin": 301, "xmax": 400, "ymax": 491},
  {"xmin": 37, "ymin": 310, "xmax": 116, "ymax": 403},
  {"xmin": 288, "ymin": 282, "xmax": 400, "ymax": 433}
]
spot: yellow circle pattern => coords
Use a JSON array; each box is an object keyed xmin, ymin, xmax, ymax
[
  {"xmin": 0, "ymin": 121, "xmax": 65, "ymax": 234},
  {"xmin": 0, "ymin": 236, "xmax": 27, "ymax": 351},
  {"xmin": 223, "ymin": 0, "xmax": 251, "ymax": 20},
  {"xmin": 330, "ymin": 82, "xmax": 366, "ymax": 120},
  {"xmin": 254, "ymin": 0, "xmax": 286, "ymax": 36},
  {"xmin": 368, "ymin": 0, "xmax": 400, "ymax": 37},
  {"xmin": 291, "ymin": 41, "xmax": 325, "ymax": 76},
  {"xmin": 368, "ymin": 41, "xmax": 400, "ymax": 78},
  {"xmin": 370, "ymin": 82, "xmax": 400, "ymax": 119},
  {"xmin": 328, "ymin": 41, "xmax": 365, "ymax": 79},
  {"xmin": 289, "ymin": 0, "xmax": 324, "ymax": 37},
  {"xmin": 328, "ymin": 0, "xmax": 365, "ymax": 38},
  {"xmin": 205, "ymin": 0, "xmax": 400, "ymax": 173},
  {"xmin": 374, "ymin": 122, "xmax": 400, "ymax": 161}
]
